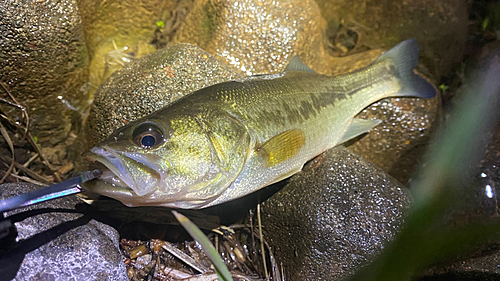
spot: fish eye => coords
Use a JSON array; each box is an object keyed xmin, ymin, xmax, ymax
[{"xmin": 132, "ymin": 122, "xmax": 165, "ymax": 149}]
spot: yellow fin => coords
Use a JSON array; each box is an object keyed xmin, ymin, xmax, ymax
[{"xmin": 257, "ymin": 129, "xmax": 306, "ymax": 167}]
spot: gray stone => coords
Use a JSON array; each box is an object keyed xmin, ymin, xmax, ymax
[
  {"xmin": 0, "ymin": 183, "xmax": 128, "ymax": 281},
  {"xmin": 260, "ymin": 146, "xmax": 411, "ymax": 281}
]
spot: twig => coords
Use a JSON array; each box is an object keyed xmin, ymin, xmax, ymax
[
  {"xmin": 249, "ymin": 209, "xmax": 257, "ymax": 263},
  {"xmin": 162, "ymin": 241, "xmax": 211, "ymax": 274},
  {"xmin": 23, "ymin": 153, "xmax": 39, "ymax": 168},
  {"xmin": 0, "ymin": 153, "xmax": 51, "ymax": 185},
  {"xmin": 9, "ymin": 174, "xmax": 48, "ymax": 186},
  {"xmin": 257, "ymin": 204, "xmax": 268, "ymax": 280},
  {"xmin": 0, "ymin": 82, "xmax": 29, "ymax": 132},
  {"xmin": 0, "ymin": 83, "xmax": 53, "ymax": 171},
  {"xmin": 0, "ymin": 122, "xmax": 15, "ymax": 183},
  {"xmin": 24, "ymin": 131, "xmax": 55, "ymax": 171}
]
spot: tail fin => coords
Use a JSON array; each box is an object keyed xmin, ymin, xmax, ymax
[{"xmin": 373, "ymin": 39, "xmax": 436, "ymax": 98}]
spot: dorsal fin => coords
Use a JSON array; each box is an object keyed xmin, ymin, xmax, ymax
[{"xmin": 284, "ymin": 56, "xmax": 317, "ymax": 73}]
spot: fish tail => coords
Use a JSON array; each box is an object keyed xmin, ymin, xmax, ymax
[{"xmin": 373, "ymin": 39, "xmax": 436, "ymax": 98}]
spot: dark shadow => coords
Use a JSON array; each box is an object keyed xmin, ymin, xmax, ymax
[{"xmin": 85, "ymin": 178, "xmax": 289, "ymax": 240}]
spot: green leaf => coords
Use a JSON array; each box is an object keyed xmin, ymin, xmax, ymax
[
  {"xmin": 482, "ymin": 17, "xmax": 489, "ymax": 31},
  {"xmin": 438, "ymin": 84, "xmax": 448, "ymax": 91}
]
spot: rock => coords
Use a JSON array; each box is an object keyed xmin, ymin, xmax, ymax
[
  {"xmin": 0, "ymin": 183, "xmax": 128, "ymax": 281},
  {"xmin": 260, "ymin": 146, "xmax": 411, "ymax": 281},
  {"xmin": 420, "ymin": 249, "xmax": 500, "ymax": 281},
  {"xmin": 78, "ymin": 0, "xmax": 176, "ymax": 90},
  {"xmin": 348, "ymin": 96, "xmax": 440, "ymax": 184},
  {"xmin": 314, "ymin": 0, "xmax": 469, "ymax": 78},
  {"xmin": 85, "ymin": 43, "xmax": 241, "ymax": 145},
  {"xmin": 171, "ymin": 0, "xmax": 331, "ymax": 75},
  {"xmin": 0, "ymin": 0, "xmax": 88, "ymax": 146}
]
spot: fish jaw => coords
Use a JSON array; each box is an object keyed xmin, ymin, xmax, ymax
[{"xmin": 85, "ymin": 146, "xmax": 164, "ymax": 197}]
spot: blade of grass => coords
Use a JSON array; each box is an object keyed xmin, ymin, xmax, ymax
[{"xmin": 172, "ymin": 210, "xmax": 234, "ymax": 281}]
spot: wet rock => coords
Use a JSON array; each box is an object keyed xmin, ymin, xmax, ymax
[
  {"xmin": 260, "ymin": 146, "xmax": 411, "ymax": 281},
  {"xmin": 315, "ymin": 0, "xmax": 469, "ymax": 78},
  {"xmin": 0, "ymin": 0, "xmax": 88, "ymax": 146},
  {"xmin": 171, "ymin": 0, "xmax": 331, "ymax": 75},
  {"xmin": 420, "ymin": 249, "xmax": 500, "ymax": 281},
  {"xmin": 78, "ymin": 0, "xmax": 176, "ymax": 90},
  {"xmin": 85, "ymin": 43, "xmax": 241, "ymax": 145},
  {"xmin": 0, "ymin": 183, "xmax": 128, "ymax": 281},
  {"xmin": 348, "ymin": 96, "xmax": 440, "ymax": 184}
]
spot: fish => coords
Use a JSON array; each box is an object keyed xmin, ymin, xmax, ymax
[{"xmin": 82, "ymin": 39, "xmax": 435, "ymax": 209}]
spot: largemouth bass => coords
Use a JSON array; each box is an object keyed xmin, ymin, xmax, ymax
[{"xmin": 83, "ymin": 39, "xmax": 435, "ymax": 209}]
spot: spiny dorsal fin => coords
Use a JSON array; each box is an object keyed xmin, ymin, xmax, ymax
[
  {"xmin": 339, "ymin": 118, "xmax": 382, "ymax": 144},
  {"xmin": 284, "ymin": 56, "xmax": 317, "ymax": 73},
  {"xmin": 256, "ymin": 129, "xmax": 306, "ymax": 167}
]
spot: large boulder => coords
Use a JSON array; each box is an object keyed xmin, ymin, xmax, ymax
[
  {"xmin": 260, "ymin": 146, "xmax": 411, "ymax": 281},
  {"xmin": 0, "ymin": 0, "xmax": 88, "ymax": 146}
]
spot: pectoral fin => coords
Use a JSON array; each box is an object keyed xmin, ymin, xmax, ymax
[
  {"xmin": 257, "ymin": 129, "xmax": 306, "ymax": 167},
  {"xmin": 339, "ymin": 118, "xmax": 382, "ymax": 144}
]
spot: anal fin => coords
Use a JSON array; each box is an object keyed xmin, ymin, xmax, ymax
[
  {"xmin": 339, "ymin": 118, "xmax": 382, "ymax": 144},
  {"xmin": 257, "ymin": 129, "xmax": 306, "ymax": 167}
]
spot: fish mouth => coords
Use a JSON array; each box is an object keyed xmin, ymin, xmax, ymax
[{"xmin": 84, "ymin": 146, "xmax": 164, "ymax": 197}]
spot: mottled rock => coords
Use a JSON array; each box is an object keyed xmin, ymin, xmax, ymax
[
  {"xmin": 0, "ymin": 183, "xmax": 128, "ymax": 281},
  {"xmin": 171, "ymin": 0, "xmax": 330, "ymax": 75},
  {"xmin": 78, "ymin": 0, "xmax": 175, "ymax": 89},
  {"xmin": 260, "ymin": 146, "xmax": 411, "ymax": 281},
  {"xmin": 314, "ymin": 0, "xmax": 468, "ymax": 78},
  {"xmin": 0, "ymin": 0, "xmax": 88, "ymax": 145},
  {"xmin": 85, "ymin": 43, "xmax": 241, "ymax": 145},
  {"xmin": 420, "ymin": 249, "xmax": 500, "ymax": 281},
  {"xmin": 348, "ymin": 96, "xmax": 440, "ymax": 184}
]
